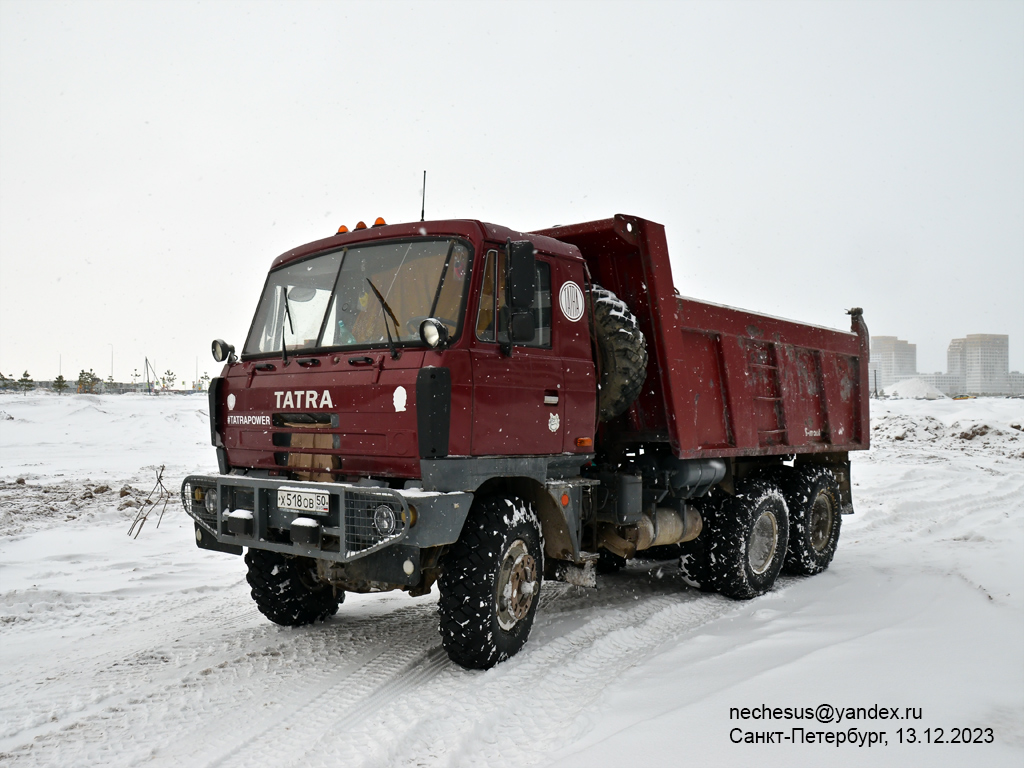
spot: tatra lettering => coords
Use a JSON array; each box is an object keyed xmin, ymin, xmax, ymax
[{"xmin": 273, "ymin": 389, "xmax": 333, "ymax": 410}]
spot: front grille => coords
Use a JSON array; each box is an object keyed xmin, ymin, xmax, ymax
[{"xmin": 344, "ymin": 489, "xmax": 406, "ymax": 556}]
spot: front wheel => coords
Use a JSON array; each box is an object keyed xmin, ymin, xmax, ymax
[
  {"xmin": 245, "ymin": 549, "xmax": 341, "ymax": 626},
  {"xmin": 438, "ymin": 496, "xmax": 544, "ymax": 669}
]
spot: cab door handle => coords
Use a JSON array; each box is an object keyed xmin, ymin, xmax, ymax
[{"xmin": 544, "ymin": 391, "xmax": 559, "ymax": 406}]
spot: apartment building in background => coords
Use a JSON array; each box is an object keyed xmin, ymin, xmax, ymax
[
  {"xmin": 869, "ymin": 336, "xmax": 917, "ymax": 390},
  {"xmin": 876, "ymin": 333, "xmax": 1019, "ymax": 397},
  {"xmin": 962, "ymin": 334, "xmax": 1011, "ymax": 395},
  {"xmin": 897, "ymin": 333, "xmax": 1021, "ymax": 396}
]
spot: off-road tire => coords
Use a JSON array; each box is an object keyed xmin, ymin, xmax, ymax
[
  {"xmin": 591, "ymin": 286, "xmax": 647, "ymax": 422},
  {"xmin": 701, "ymin": 480, "xmax": 790, "ymax": 600},
  {"xmin": 776, "ymin": 467, "xmax": 842, "ymax": 575},
  {"xmin": 438, "ymin": 496, "xmax": 544, "ymax": 670},
  {"xmin": 245, "ymin": 549, "xmax": 341, "ymax": 626}
]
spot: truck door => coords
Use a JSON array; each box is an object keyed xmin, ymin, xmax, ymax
[
  {"xmin": 470, "ymin": 247, "xmax": 563, "ymax": 456},
  {"xmin": 549, "ymin": 258, "xmax": 597, "ymax": 452}
]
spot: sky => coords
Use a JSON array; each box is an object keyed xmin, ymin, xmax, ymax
[{"xmin": 1, "ymin": 0, "xmax": 1022, "ymax": 384}]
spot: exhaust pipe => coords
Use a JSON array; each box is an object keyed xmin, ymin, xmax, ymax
[
  {"xmin": 637, "ymin": 506, "xmax": 703, "ymax": 550},
  {"xmin": 598, "ymin": 505, "xmax": 703, "ymax": 559}
]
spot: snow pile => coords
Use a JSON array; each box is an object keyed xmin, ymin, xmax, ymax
[
  {"xmin": 870, "ymin": 397, "xmax": 1024, "ymax": 459},
  {"xmin": 0, "ymin": 478, "xmax": 153, "ymax": 537},
  {"xmin": 884, "ymin": 377, "xmax": 947, "ymax": 399},
  {"xmin": 1, "ymin": 392, "xmax": 1022, "ymax": 767}
]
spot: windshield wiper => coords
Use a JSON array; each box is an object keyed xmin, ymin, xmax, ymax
[
  {"xmin": 365, "ymin": 278, "xmax": 401, "ymax": 360},
  {"xmin": 281, "ymin": 286, "xmax": 295, "ymax": 364}
]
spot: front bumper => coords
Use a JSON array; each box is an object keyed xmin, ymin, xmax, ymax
[{"xmin": 181, "ymin": 474, "xmax": 472, "ymax": 571}]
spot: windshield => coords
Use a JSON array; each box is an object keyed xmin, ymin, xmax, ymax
[{"xmin": 243, "ymin": 239, "xmax": 472, "ymax": 357}]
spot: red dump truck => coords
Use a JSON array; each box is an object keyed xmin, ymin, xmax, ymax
[{"xmin": 181, "ymin": 213, "xmax": 869, "ymax": 669}]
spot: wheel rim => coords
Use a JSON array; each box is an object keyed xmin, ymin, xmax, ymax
[
  {"xmin": 496, "ymin": 539, "xmax": 538, "ymax": 631},
  {"xmin": 747, "ymin": 510, "xmax": 779, "ymax": 575},
  {"xmin": 809, "ymin": 493, "xmax": 834, "ymax": 552}
]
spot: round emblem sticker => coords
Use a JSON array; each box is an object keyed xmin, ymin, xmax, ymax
[
  {"xmin": 227, "ymin": 394, "xmax": 236, "ymax": 411},
  {"xmin": 559, "ymin": 281, "xmax": 585, "ymax": 322}
]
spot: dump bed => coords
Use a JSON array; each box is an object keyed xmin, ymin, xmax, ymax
[{"xmin": 534, "ymin": 215, "xmax": 870, "ymax": 459}]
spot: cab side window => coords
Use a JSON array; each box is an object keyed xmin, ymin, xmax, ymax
[
  {"xmin": 531, "ymin": 261, "xmax": 552, "ymax": 348},
  {"xmin": 475, "ymin": 249, "xmax": 505, "ymax": 342},
  {"xmin": 475, "ymin": 250, "xmax": 551, "ymax": 348}
]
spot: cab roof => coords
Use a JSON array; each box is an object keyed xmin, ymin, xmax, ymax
[{"xmin": 270, "ymin": 218, "xmax": 584, "ymax": 270}]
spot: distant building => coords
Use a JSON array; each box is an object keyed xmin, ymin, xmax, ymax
[
  {"xmin": 869, "ymin": 336, "xmax": 917, "ymax": 390},
  {"xmin": 964, "ymin": 334, "xmax": 1010, "ymax": 395},
  {"xmin": 947, "ymin": 338, "xmax": 966, "ymax": 377},
  {"xmin": 930, "ymin": 334, "xmax": 1018, "ymax": 396},
  {"xmin": 879, "ymin": 333, "xmax": 1018, "ymax": 397},
  {"xmin": 1010, "ymin": 372, "xmax": 1024, "ymax": 396}
]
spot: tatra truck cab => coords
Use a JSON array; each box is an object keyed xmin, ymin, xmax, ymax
[{"xmin": 182, "ymin": 214, "xmax": 870, "ymax": 669}]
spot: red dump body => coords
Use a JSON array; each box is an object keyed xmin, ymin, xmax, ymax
[{"xmin": 534, "ymin": 215, "xmax": 870, "ymax": 459}]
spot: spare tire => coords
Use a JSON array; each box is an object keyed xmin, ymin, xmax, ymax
[{"xmin": 591, "ymin": 286, "xmax": 648, "ymax": 421}]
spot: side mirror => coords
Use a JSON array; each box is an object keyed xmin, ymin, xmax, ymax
[
  {"xmin": 506, "ymin": 239, "xmax": 535, "ymax": 309},
  {"xmin": 509, "ymin": 310, "xmax": 535, "ymax": 343},
  {"xmin": 419, "ymin": 318, "xmax": 450, "ymax": 349},
  {"xmin": 212, "ymin": 339, "xmax": 235, "ymax": 363}
]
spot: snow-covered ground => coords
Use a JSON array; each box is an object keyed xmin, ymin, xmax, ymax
[{"xmin": 1, "ymin": 392, "xmax": 1022, "ymax": 767}]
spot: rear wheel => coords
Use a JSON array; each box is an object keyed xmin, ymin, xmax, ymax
[
  {"xmin": 702, "ymin": 480, "xmax": 789, "ymax": 600},
  {"xmin": 245, "ymin": 549, "xmax": 340, "ymax": 626},
  {"xmin": 777, "ymin": 468, "xmax": 842, "ymax": 575},
  {"xmin": 438, "ymin": 496, "xmax": 544, "ymax": 669}
]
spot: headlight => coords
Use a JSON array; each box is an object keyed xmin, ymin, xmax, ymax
[
  {"xmin": 419, "ymin": 318, "xmax": 449, "ymax": 349},
  {"xmin": 373, "ymin": 504, "xmax": 397, "ymax": 536},
  {"xmin": 204, "ymin": 488, "xmax": 219, "ymax": 514},
  {"xmin": 211, "ymin": 339, "xmax": 235, "ymax": 362}
]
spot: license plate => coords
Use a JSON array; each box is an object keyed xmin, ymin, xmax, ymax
[{"xmin": 277, "ymin": 488, "xmax": 329, "ymax": 515}]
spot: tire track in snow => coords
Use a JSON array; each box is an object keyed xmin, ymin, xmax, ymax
[
  {"xmin": 310, "ymin": 572, "xmax": 741, "ymax": 768},
  {"xmin": 1, "ymin": 562, "xmax": 260, "ymax": 747},
  {"xmin": 0, "ymin": 599, "xmax": 443, "ymax": 767},
  {"xmin": 0, "ymin": 583, "xmax": 262, "ymax": 748},
  {"xmin": 209, "ymin": 645, "xmax": 451, "ymax": 768}
]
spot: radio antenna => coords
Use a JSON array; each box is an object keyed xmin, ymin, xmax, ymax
[{"xmin": 420, "ymin": 170, "xmax": 426, "ymax": 222}]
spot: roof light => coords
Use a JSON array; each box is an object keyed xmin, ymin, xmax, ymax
[
  {"xmin": 337, "ymin": 225, "xmax": 349, "ymax": 234},
  {"xmin": 373, "ymin": 217, "xmax": 387, "ymax": 227},
  {"xmin": 355, "ymin": 221, "xmax": 367, "ymax": 230}
]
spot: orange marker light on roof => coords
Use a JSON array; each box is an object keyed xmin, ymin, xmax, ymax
[
  {"xmin": 355, "ymin": 221, "xmax": 368, "ymax": 230},
  {"xmin": 373, "ymin": 217, "xmax": 387, "ymax": 227},
  {"xmin": 337, "ymin": 225, "xmax": 349, "ymax": 234}
]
